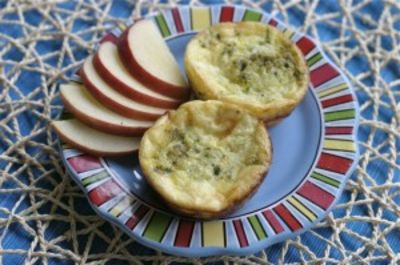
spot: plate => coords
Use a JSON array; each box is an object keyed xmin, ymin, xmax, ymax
[{"xmin": 59, "ymin": 5, "xmax": 359, "ymax": 257}]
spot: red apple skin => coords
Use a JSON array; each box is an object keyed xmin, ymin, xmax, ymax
[
  {"xmin": 52, "ymin": 122, "xmax": 138, "ymax": 157},
  {"xmin": 118, "ymin": 29, "xmax": 190, "ymax": 100},
  {"xmin": 60, "ymin": 92, "xmax": 149, "ymax": 137},
  {"xmin": 93, "ymin": 50, "xmax": 181, "ymax": 109},
  {"xmin": 80, "ymin": 67, "xmax": 165, "ymax": 121}
]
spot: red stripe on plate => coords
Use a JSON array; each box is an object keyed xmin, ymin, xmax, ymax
[
  {"xmin": 174, "ymin": 220, "xmax": 195, "ymax": 247},
  {"xmin": 310, "ymin": 64, "xmax": 340, "ymax": 88},
  {"xmin": 325, "ymin": 126, "xmax": 353, "ymax": 135},
  {"xmin": 100, "ymin": 33, "xmax": 118, "ymax": 44},
  {"xmin": 273, "ymin": 204, "xmax": 302, "ymax": 232},
  {"xmin": 297, "ymin": 181, "xmax": 335, "ymax": 210},
  {"xmin": 317, "ymin": 153, "xmax": 353, "ymax": 174},
  {"xmin": 88, "ymin": 179, "xmax": 122, "ymax": 206},
  {"xmin": 268, "ymin": 18, "xmax": 278, "ymax": 27},
  {"xmin": 321, "ymin": 94, "xmax": 354, "ymax": 108},
  {"xmin": 296, "ymin": 36, "xmax": 315, "ymax": 55},
  {"xmin": 262, "ymin": 210, "xmax": 284, "ymax": 234},
  {"xmin": 125, "ymin": 205, "xmax": 149, "ymax": 230},
  {"xmin": 172, "ymin": 8, "xmax": 184, "ymax": 33},
  {"xmin": 67, "ymin": 155, "xmax": 102, "ymax": 173},
  {"xmin": 232, "ymin": 219, "xmax": 249, "ymax": 247},
  {"xmin": 220, "ymin": 6, "xmax": 234, "ymax": 22}
]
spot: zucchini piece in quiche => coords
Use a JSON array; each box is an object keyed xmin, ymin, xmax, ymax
[
  {"xmin": 139, "ymin": 100, "xmax": 272, "ymax": 219},
  {"xmin": 185, "ymin": 22, "xmax": 309, "ymax": 124}
]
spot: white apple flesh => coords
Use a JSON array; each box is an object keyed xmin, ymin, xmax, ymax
[
  {"xmin": 60, "ymin": 83, "xmax": 153, "ymax": 136},
  {"xmin": 80, "ymin": 56, "xmax": 168, "ymax": 121},
  {"xmin": 93, "ymin": 42, "xmax": 181, "ymax": 109},
  {"xmin": 52, "ymin": 119, "xmax": 140, "ymax": 157},
  {"xmin": 118, "ymin": 20, "xmax": 190, "ymax": 99}
]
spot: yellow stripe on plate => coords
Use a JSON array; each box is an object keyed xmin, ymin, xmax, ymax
[
  {"xmin": 191, "ymin": 7, "xmax": 211, "ymax": 31},
  {"xmin": 288, "ymin": 196, "xmax": 317, "ymax": 221},
  {"xmin": 324, "ymin": 139, "xmax": 355, "ymax": 152},
  {"xmin": 283, "ymin": 29, "xmax": 295, "ymax": 39},
  {"xmin": 317, "ymin": 83, "xmax": 348, "ymax": 98},
  {"xmin": 202, "ymin": 221, "xmax": 225, "ymax": 247},
  {"xmin": 117, "ymin": 22, "xmax": 127, "ymax": 32},
  {"xmin": 110, "ymin": 196, "xmax": 134, "ymax": 217}
]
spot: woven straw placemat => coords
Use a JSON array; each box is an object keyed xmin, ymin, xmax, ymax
[{"xmin": 0, "ymin": 0, "xmax": 399, "ymax": 264}]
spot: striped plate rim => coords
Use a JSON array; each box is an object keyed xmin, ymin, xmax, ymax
[{"xmin": 60, "ymin": 5, "xmax": 359, "ymax": 257}]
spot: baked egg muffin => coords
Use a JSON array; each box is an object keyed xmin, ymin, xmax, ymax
[
  {"xmin": 139, "ymin": 100, "xmax": 272, "ymax": 218},
  {"xmin": 185, "ymin": 22, "xmax": 309, "ymax": 123}
]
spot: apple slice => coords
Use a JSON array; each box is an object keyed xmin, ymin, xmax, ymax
[
  {"xmin": 60, "ymin": 83, "xmax": 153, "ymax": 136},
  {"xmin": 93, "ymin": 42, "xmax": 181, "ymax": 109},
  {"xmin": 118, "ymin": 20, "xmax": 189, "ymax": 100},
  {"xmin": 80, "ymin": 56, "xmax": 167, "ymax": 121},
  {"xmin": 52, "ymin": 119, "xmax": 140, "ymax": 156}
]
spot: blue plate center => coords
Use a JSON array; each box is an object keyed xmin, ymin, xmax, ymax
[{"xmin": 104, "ymin": 33, "xmax": 322, "ymax": 218}]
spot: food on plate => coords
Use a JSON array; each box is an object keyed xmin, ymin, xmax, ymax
[
  {"xmin": 60, "ymin": 83, "xmax": 152, "ymax": 136},
  {"xmin": 185, "ymin": 22, "xmax": 308, "ymax": 123},
  {"xmin": 52, "ymin": 119, "xmax": 140, "ymax": 156},
  {"xmin": 80, "ymin": 56, "xmax": 168, "ymax": 121},
  {"xmin": 118, "ymin": 19, "xmax": 190, "ymax": 100},
  {"xmin": 139, "ymin": 100, "xmax": 272, "ymax": 218},
  {"xmin": 93, "ymin": 42, "xmax": 181, "ymax": 109}
]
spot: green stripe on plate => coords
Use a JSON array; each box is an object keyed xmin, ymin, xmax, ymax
[
  {"xmin": 311, "ymin": 172, "xmax": 340, "ymax": 187},
  {"xmin": 155, "ymin": 14, "xmax": 171, "ymax": 37},
  {"xmin": 142, "ymin": 212, "xmax": 172, "ymax": 242},
  {"xmin": 324, "ymin": 109, "xmax": 355, "ymax": 122},
  {"xmin": 307, "ymin": 52, "xmax": 322, "ymax": 67},
  {"xmin": 242, "ymin": 10, "xmax": 262, "ymax": 21},
  {"xmin": 248, "ymin": 215, "xmax": 267, "ymax": 240},
  {"xmin": 82, "ymin": 170, "xmax": 108, "ymax": 187}
]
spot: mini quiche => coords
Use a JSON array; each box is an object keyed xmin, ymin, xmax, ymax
[
  {"xmin": 185, "ymin": 22, "xmax": 309, "ymax": 123},
  {"xmin": 139, "ymin": 100, "xmax": 272, "ymax": 219}
]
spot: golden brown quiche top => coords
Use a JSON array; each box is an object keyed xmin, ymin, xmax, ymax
[
  {"xmin": 185, "ymin": 22, "xmax": 309, "ymax": 122},
  {"xmin": 139, "ymin": 100, "xmax": 272, "ymax": 218}
]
